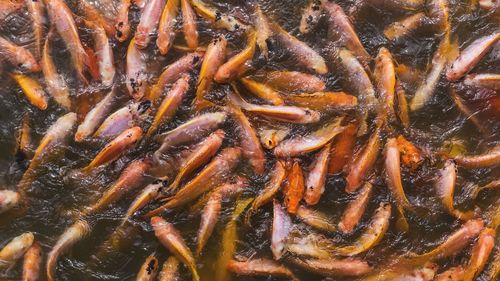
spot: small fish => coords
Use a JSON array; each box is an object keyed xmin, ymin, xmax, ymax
[
  {"xmin": 227, "ymin": 258, "xmax": 299, "ymax": 281},
  {"xmin": 396, "ymin": 135, "xmax": 423, "ymax": 170},
  {"xmin": 190, "ymin": 0, "xmax": 248, "ymax": 32},
  {"xmin": 151, "ymin": 216, "xmax": 200, "ymax": 281},
  {"xmin": 136, "ymin": 255, "xmax": 159, "ymax": 281},
  {"xmin": 361, "ymin": 262, "xmax": 437, "ymax": 281},
  {"xmin": 283, "ymin": 160, "xmax": 305, "ymax": 214},
  {"xmin": 0, "ymin": 190, "xmax": 20, "ymax": 215},
  {"xmin": 181, "ymin": 0, "xmax": 198, "ymax": 49},
  {"xmin": 374, "ymin": 47, "xmax": 396, "ymax": 123},
  {"xmin": 451, "ymin": 89, "xmax": 489, "ymax": 132},
  {"xmin": 79, "ymin": 0, "xmax": 115, "ymax": 37},
  {"xmin": 0, "ymin": 232, "xmax": 34, "ymax": 270},
  {"xmin": 464, "ymin": 73, "xmax": 500, "ymax": 90},
  {"xmin": 46, "ymin": 220, "xmax": 90, "ymax": 281},
  {"xmin": 10, "ymin": 73, "xmax": 48, "ymax": 110},
  {"xmin": 446, "ymin": 33, "xmax": 499, "ymax": 81},
  {"xmin": 463, "ymin": 228, "xmax": 495, "ymax": 281},
  {"xmin": 251, "ymin": 4, "xmax": 272, "ymax": 58},
  {"xmin": 428, "ymin": 0, "xmax": 450, "ymax": 32},
  {"xmin": 296, "ymin": 205, "xmax": 336, "ymax": 233},
  {"xmin": 285, "ymin": 92, "xmax": 357, "ymax": 112},
  {"xmin": 25, "ymin": 0, "xmax": 46, "ymax": 60},
  {"xmin": 384, "ymin": 12, "xmax": 428, "ymax": 41},
  {"xmin": 272, "ymin": 200, "xmax": 292, "ymax": 260},
  {"xmin": 0, "ymin": 36, "xmax": 40, "ymax": 72},
  {"xmin": 247, "ymin": 161, "xmax": 286, "ymax": 219},
  {"xmin": 345, "ymin": 128, "xmax": 380, "ymax": 193},
  {"xmin": 395, "ymin": 82, "xmax": 410, "ymax": 128},
  {"xmin": 156, "ymin": 0, "xmax": 178, "ymax": 54},
  {"xmin": 287, "ymin": 256, "xmax": 372, "ymax": 277},
  {"xmin": 384, "ymin": 137, "xmax": 414, "ymax": 212},
  {"xmin": 85, "ymin": 21, "xmax": 115, "ymax": 88},
  {"xmin": 258, "ymin": 127, "xmax": 290, "ymax": 149},
  {"xmin": 263, "ymin": 71, "xmax": 326, "ymax": 93},
  {"xmin": 15, "ymin": 113, "xmax": 33, "ymax": 160},
  {"xmin": 286, "ymin": 230, "xmax": 336, "ymax": 259},
  {"xmin": 123, "ymin": 181, "xmax": 163, "ymax": 223},
  {"xmin": 239, "ymin": 78, "xmax": 284, "ymax": 105},
  {"xmin": 274, "ymin": 116, "xmax": 344, "ymax": 157},
  {"xmin": 158, "ymin": 256, "xmax": 180, "ymax": 281},
  {"xmin": 304, "ymin": 143, "xmax": 330, "ymax": 205},
  {"xmin": 22, "ymin": 241, "xmax": 42, "ymax": 281},
  {"xmin": 126, "ymin": 36, "xmax": 148, "ymax": 100},
  {"xmin": 272, "ymin": 23, "xmax": 328, "ymax": 74},
  {"xmin": 300, "ymin": 0, "xmax": 325, "ymax": 34},
  {"xmin": 338, "ymin": 182, "xmax": 373, "ymax": 234},
  {"xmin": 135, "ymin": 0, "xmax": 167, "ymax": 49},
  {"xmin": 328, "ymin": 122, "xmax": 357, "ymax": 174},
  {"xmin": 94, "ymin": 101, "xmax": 151, "ymax": 139},
  {"xmin": 215, "ymin": 31, "xmax": 257, "ymax": 83},
  {"xmin": 479, "ymin": 0, "xmax": 500, "ymax": 12},
  {"xmin": 434, "ymin": 266, "xmax": 464, "ymax": 281},
  {"xmin": 75, "ymin": 88, "xmax": 117, "ymax": 142},
  {"xmin": 194, "ymin": 36, "xmax": 227, "ymax": 110},
  {"xmin": 147, "ymin": 74, "xmax": 190, "ymax": 137},
  {"xmin": 452, "ymin": 145, "xmax": 500, "ymax": 169},
  {"xmin": 115, "ymin": 0, "xmax": 132, "ymax": 42}
]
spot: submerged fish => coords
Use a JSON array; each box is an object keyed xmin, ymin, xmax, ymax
[
  {"xmin": 10, "ymin": 73, "xmax": 48, "ymax": 110},
  {"xmin": 346, "ymin": 128, "xmax": 380, "ymax": 193},
  {"xmin": 75, "ymin": 88, "xmax": 117, "ymax": 142},
  {"xmin": 463, "ymin": 227, "xmax": 495, "ymax": 281},
  {"xmin": 22, "ymin": 241, "xmax": 42, "ymax": 281},
  {"xmin": 272, "ymin": 200, "xmax": 292, "ymax": 260},
  {"xmin": 136, "ymin": 0, "xmax": 166, "ymax": 49},
  {"xmin": 263, "ymin": 71, "xmax": 326, "ymax": 93},
  {"xmin": 0, "ymin": 36, "xmax": 40, "ymax": 72},
  {"xmin": 181, "ymin": 0, "xmax": 198, "ymax": 49},
  {"xmin": 158, "ymin": 256, "xmax": 180, "ymax": 281},
  {"xmin": 300, "ymin": 0, "xmax": 325, "ymax": 34},
  {"xmin": 304, "ymin": 143, "xmax": 331, "ymax": 205},
  {"xmin": 227, "ymin": 258, "xmax": 299, "ymax": 281},
  {"xmin": 0, "ymin": 190, "xmax": 20, "ymax": 215},
  {"xmin": 94, "ymin": 101, "xmax": 151, "ymax": 139},
  {"xmin": 156, "ymin": 0, "xmax": 178, "ymax": 54},
  {"xmin": 452, "ymin": 145, "xmax": 500, "ymax": 169},
  {"xmin": 283, "ymin": 160, "xmax": 305, "ymax": 214},
  {"xmin": 136, "ymin": 255, "xmax": 159, "ymax": 281},
  {"xmin": 463, "ymin": 73, "xmax": 500, "ymax": 90},
  {"xmin": 0, "ymin": 232, "xmax": 34, "ymax": 270},
  {"xmin": 338, "ymin": 182, "xmax": 373, "ymax": 234},
  {"xmin": 215, "ymin": 31, "xmax": 257, "ymax": 83}
]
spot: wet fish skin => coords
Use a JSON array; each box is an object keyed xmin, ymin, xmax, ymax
[
  {"xmin": 10, "ymin": 73, "xmax": 48, "ymax": 110},
  {"xmin": 284, "ymin": 92, "xmax": 357, "ymax": 111},
  {"xmin": 304, "ymin": 143, "xmax": 330, "ymax": 205},
  {"xmin": 215, "ymin": 32, "xmax": 257, "ymax": 83},
  {"xmin": 0, "ymin": 0, "xmax": 24, "ymax": 22},
  {"xmin": 16, "ymin": 113, "xmax": 33, "ymax": 160},
  {"xmin": 227, "ymin": 258, "xmax": 299, "ymax": 281},
  {"xmin": 395, "ymin": 81, "xmax": 410, "ymax": 128},
  {"xmin": 181, "ymin": 0, "xmax": 198, "ymax": 49},
  {"xmin": 263, "ymin": 71, "xmax": 326, "ymax": 93},
  {"xmin": 396, "ymin": 135, "xmax": 423, "ymax": 170},
  {"xmin": 463, "ymin": 73, "xmax": 500, "ymax": 90},
  {"xmin": 94, "ymin": 100, "xmax": 151, "ymax": 140},
  {"xmin": 115, "ymin": 0, "xmax": 132, "ymax": 42},
  {"xmin": 75, "ymin": 88, "xmax": 117, "ymax": 142},
  {"xmin": 462, "ymin": 228, "xmax": 495, "ymax": 281},
  {"xmin": 158, "ymin": 256, "xmax": 180, "ymax": 281},
  {"xmin": 258, "ymin": 127, "xmax": 290, "ymax": 149},
  {"xmin": 135, "ymin": 0, "xmax": 166, "ymax": 49},
  {"xmin": 26, "ymin": 0, "xmax": 46, "ymax": 60},
  {"xmin": 384, "ymin": 137, "xmax": 413, "ymax": 211},
  {"xmin": 126, "ymin": 36, "xmax": 148, "ymax": 100},
  {"xmin": 0, "ymin": 36, "xmax": 41, "ymax": 72},
  {"xmin": 287, "ymin": 256, "xmax": 372, "ymax": 277},
  {"xmin": 271, "ymin": 200, "xmax": 292, "ymax": 260},
  {"xmin": 283, "ymin": 161, "xmax": 305, "ymax": 214},
  {"xmin": 338, "ymin": 182, "xmax": 373, "ymax": 234},
  {"xmin": 239, "ymin": 77, "xmax": 284, "ymax": 105},
  {"xmin": 384, "ymin": 12, "xmax": 428, "ymax": 41},
  {"xmin": 247, "ymin": 161, "xmax": 286, "ymax": 219},
  {"xmin": 22, "ymin": 241, "xmax": 42, "ymax": 281},
  {"xmin": 374, "ymin": 47, "xmax": 396, "ymax": 123},
  {"xmin": 190, "ymin": 0, "xmax": 248, "ymax": 32},
  {"xmin": 123, "ymin": 181, "xmax": 163, "ymax": 224},
  {"xmin": 0, "ymin": 190, "xmax": 20, "ymax": 215},
  {"xmin": 452, "ymin": 145, "xmax": 500, "ymax": 169},
  {"xmin": 434, "ymin": 266, "xmax": 464, "ymax": 281},
  {"xmin": 136, "ymin": 255, "xmax": 159, "ymax": 281},
  {"xmin": 296, "ymin": 205, "xmax": 336, "ymax": 233},
  {"xmin": 0, "ymin": 232, "xmax": 34, "ymax": 269},
  {"xmin": 328, "ymin": 122, "xmax": 357, "ymax": 174},
  {"xmin": 156, "ymin": 0, "xmax": 178, "ymax": 54},
  {"xmin": 252, "ymin": 4, "xmax": 272, "ymax": 58},
  {"xmin": 86, "ymin": 21, "xmax": 115, "ymax": 88},
  {"xmin": 345, "ymin": 128, "xmax": 380, "ymax": 193},
  {"xmin": 79, "ymin": 0, "xmax": 115, "ymax": 37},
  {"xmin": 151, "ymin": 216, "xmax": 200, "ymax": 281},
  {"xmin": 428, "ymin": 0, "xmax": 449, "ymax": 32},
  {"xmin": 300, "ymin": 0, "xmax": 325, "ymax": 34},
  {"xmin": 361, "ymin": 262, "xmax": 438, "ymax": 281}
]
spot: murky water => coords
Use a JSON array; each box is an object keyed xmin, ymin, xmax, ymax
[{"xmin": 0, "ymin": 0, "xmax": 499, "ymax": 280}]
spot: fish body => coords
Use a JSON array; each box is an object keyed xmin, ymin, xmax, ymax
[
  {"xmin": 328, "ymin": 122, "xmax": 357, "ymax": 174},
  {"xmin": 345, "ymin": 128, "xmax": 380, "ymax": 193},
  {"xmin": 75, "ymin": 88, "xmax": 117, "ymax": 142},
  {"xmin": 0, "ymin": 190, "xmax": 20, "ymax": 215},
  {"xmin": 272, "ymin": 200, "xmax": 292, "ymax": 260},
  {"xmin": 264, "ymin": 71, "xmax": 326, "ymax": 93},
  {"xmin": 156, "ymin": 0, "xmax": 178, "ymax": 54},
  {"xmin": 26, "ymin": 0, "xmax": 46, "ymax": 60},
  {"xmin": 463, "ymin": 73, "xmax": 500, "ymax": 90},
  {"xmin": 126, "ymin": 37, "xmax": 148, "ymax": 100},
  {"xmin": 304, "ymin": 143, "xmax": 330, "ymax": 205},
  {"xmin": 339, "ymin": 182, "xmax": 373, "ymax": 234},
  {"xmin": 158, "ymin": 256, "xmax": 180, "ymax": 281},
  {"xmin": 453, "ymin": 145, "xmax": 500, "ymax": 169},
  {"xmin": 136, "ymin": 0, "xmax": 166, "ymax": 49},
  {"xmin": 288, "ymin": 256, "xmax": 372, "ymax": 277},
  {"xmin": 247, "ymin": 161, "xmax": 286, "ymax": 218},
  {"xmin": 384, "ymin": 137, "xmax": 413, "ymax": 211},
  {"xmin": 227, "ymin": 258, "xmax": 299, "ymax": 281},
  {"xmin": 239, "ymin": 78, "xmax": 284, "ymax": 105},
  {"xmin": 115, "ymin": 0, "xmax": 132, "ymax": 42},
  {"xmin": 215, "ymin": 32, "xmax": 256, "ymax": 83},
  {"xmin": 22, "ymin": 241, "xmax": 42, "ymax": 281},
  {"xmin": 0, "ymin": 36, "xmax": 40, "ymax": 72},
  {"xmin": 252, "ymin": 5, "xmax": 272, "ymax": 58},
  {"xmin": 384, "ymin": 12, "xmax": 427, "ymax": 41},
  {"xmin": 300, "ymin": 0, "xmax": 325, "ymax": 34},
  {"xmin": 296, "ymin": 205, "xmax": 336, "ymax": 233},
  {"xmin": 94, "ymin": 101, "xmax": 151, "ymax": 139},
  {"xmin": 10, "ymin": 73, "xmax": 48, "ymax": 110},
  {"xmin": 285, "ymin": 92, "xmax": 357, "ymax": 111},
  {"xmin": 0, "ymin": 232, "xmax": 34, "ymax": 269},
  {"xmin": 463, "ymin": 228, "xmax": 495, "ymax": 281},
  {"xmin": 181, "ymin": 0, "xmax": 198, "ymax": 49},
  {"xmin": 136, "ymin": 255, "xmax": 159, "ymax": 281},
  {"xmin": 283, "ymin": 161, "xmax": 305, "ymax": 214},
  {"xmin": 374, "ymin": 47, "xmax": 396, "ymax": 123}
]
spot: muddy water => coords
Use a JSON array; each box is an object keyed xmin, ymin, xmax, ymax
[{"xmin": 0, "ymin": 0, "xmax": 499, "ymax": 280}]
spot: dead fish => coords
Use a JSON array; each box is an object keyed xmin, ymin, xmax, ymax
[
  {"xmin": 462, "ymin": 227, "xmax": 495, "ymax": 281},
  {"xmin": 384, "ymin": 12, "xmax": 428, "ymax": 41},
  {"xmin": 126, "ymin": 36, "xmax": 148, "ymax": 100},
  {"xmin": 274, "ymin": 116, "xmax": 344, "ymax": 157},
  {"xmin": 135, "ymin": 0, "xmax": 166, "ymax": 49},
  {"xmin": 46, "ymin": 220, "xmax": 90, "ymax": 281},
  {"xmin": 446, "ymin": 33, "xmax": 500, "ymax": 81},
  {"xmin": 452, "ymin": 145, "xmax": 500, "ymax": 169},
  {"xmin": 194, "ymin": 36, "xmax": 227, "ymax": 110},
  {"xmin": 227, "ymin": 90, "xmax": 320, "ymax": 124},
  {"xmin": 227, "ymin": 258, "xmax": 299, "ymax": 281},
  {"xmin": 181, "ymin": 0, "xmax": 198, "ymax": 49},
  {"xmin": 0, "ymin": 190, "xmax": 20, "ymax": 215},
  {"xmin": 136, "ymin": 255, "xmax": 159, "ymax": 281},
  {"xmin": 0, "ymin": 36, "xmax": 40, "ymax": 72},
  {"xmin": 83, "ymin": 127, "xmax": 143, "ymax": 172},
  {"xmin": 94, "ymin": 101, "xmax": 151, "ymax": 140},
  {"xmin": 156, "ymin": 0, "xmax": 178, "ymax": 54},
  {"xmin": 374, "ymin": 47, "xmax": 396, "ymax": 123},
  {"xmin": 258, "ymin": 127, "xmax": 290, "ymax": 150},
  {"xmin": 190, "ymin": 0, "xmax": 248, "ymax": 31},
  {"xmin": 75, "ymin": 88, "xmax": 117, "ymax": 142},
  {"xmin": 300, "ymin": 0, "xmax": 325, "ymax": 34},
  {"xmin": 428, "ymin": 0, "xmax": 450, "ymax": 32},
  {"xmin": 41, "ymin": 30, "xmax": 71, "ymax": 110},
  {"xmin": 239, "ymin": 77, "xmax": 284, "ymax": 105},
  {"xmin": 283, "ymin": 160, "xmax": 305, "ymax": 214},
  {"xmin": 85, "ymin": 20, "xmax": 115, "ymax": 88},
  {"xmin": 396, "ymin": 135, "xmax": 423, "ymax": 170},
  {"xmin": 271, "ymin": 23, "xmax": 328, "ymax": 74},
  {"xmin": 79, "ymin": 0, "xmax": 115, "ymax": 37},
  {"xmin": 158, "ymin": 256, "xmax": 180, "ymax": 281},
  {"xmin": 345, "ymin": 128, "xmax": 380, "ymax": 193},
  {"xmin": 228, "ymin": 102, "xmax": 266, "ymax": 175},
  {"xmin": 328, "ymin": 122, "xmax": 358, "ymax": 174},
  {"xmin": 463, "ymin": 73, "xmax": 500, "ymax": 90},
  {"xmin": 324, "ymin": 1, "xmax": 371, "ymax": 65},
  {"xmin": 361, "ymin": 262, "xmax": 438, "ymax": 281},
  {"xmin": 434, "ymin": 266, "xmax": 464, "ymax": 281},
  {"xmin": 395, "ymin": 82, "xmax": 410, "ymax": 128},
  {"xmin": 147, "ymin": 74, "xmax": 190, "ymax": 138},
  {"xmin": 85, "ymin": 158, "xmax": 151, "ymax": 215},
  {"xmin": 338, "ymin": 182, "xmax": 373, "ymax": 234},
  {"xmin": 149, "ymin": 52, "xmax": 203, "ymax": 103},
  {"xmin": 335, "ymin": 203, "xmax": 391, "ymax": 256},
  {"xmin": 296, "ymin": 205, "xmax": 336, "ymax": 233},
  {"xmin": 251, "ymin": 4, "xmax": 272, "ymax": 58},
  {"xmin": 115, "ymin": 0, "xmax": 132, "ymax": 42},
  {"xmin": 304, "ymin": 143, "xmax": 330, "ymax": 205},
  {"xmin": 215, "ymin": 31, "xmax": 256, "ymax": 83},
  {"xmin": 384, "ymin": 137, "xmax": 414, "ymax": 212},
  {"xmin": 18, "ymin": 112, "xmax": 77, "ymax": 192},
  {"xmin": 25, "ymin": 0, "xmax": 46, "ymax": 60},
  {"xmin": 285, "ymin": 92, "xmax": 357, "ymax": 112},
  {"xmin": 263, "ymin": 71, "xmax": 326, "ymax": 93},
  {"xmin": 151, "ymin": 216, "xmax": 200, "ymax": 281},
  {"xmin": 272, "ymin": 200, "xmax": 292, "ymax": 260},
  {"xmin": 10, "ymin": 73, "xmax": 48, "ymax": 110},
  {"xmin": 155, "ymin": 112, "xmax": 227, "ymax": 159},
  {"xmin": 287, "ymin": 256, "xmax": 372, "ymax": 277},
  {"xmin": 147, "ymin": 147, "xmax": 241, "ymax": 216},
  {"xmin": 0, "ymin": 232, "xmax": 34, "ymax": 270},
  {"xmin": 22, "ymin": 241, "xmax": 42, "ymax": 281}
]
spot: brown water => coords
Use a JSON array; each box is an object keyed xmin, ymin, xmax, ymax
[{"xmin": 0, "ymin": 0, "xmax": 499, "ymax": 280}]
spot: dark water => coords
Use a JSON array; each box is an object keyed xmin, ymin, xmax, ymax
[{"xmin": 0, "ymin": 0, "xmax": 499, "ymax": 280}]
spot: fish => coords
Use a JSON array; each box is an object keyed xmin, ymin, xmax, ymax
[
  {"xmin": 452, "ymin": 145, "xmax": 500, "ymax": 169},
  {"xmin": 284, "ymin": 92, "xmax": 357, "ymax": 112},
  {"xmin": 22, "ymin": 241, "xmax": 42, "ymax": 281},
  {"xmin": 0, "ymin": 190, "xmax": 20, "ymax": 215},
  {"xmin": 215, "ymin": 31, "xmax": 257, "ymax": 83},
  {"xmin": 304, "ymin": 143, "xmax": 330, "ymax": 205},
  {"xmin": 328, "ymin": 122, "xmax": 357, "ymax": 174},
  {"xmin": 0, "ymin": 232, "xmax": 34, "ymax": 270},
  {"xmin": 286, "ymin": 231, "xmax": 336, "ymax": 259},
  {"xmin": 136, "ymin": 255, "xmax": 159, "ymax": 281},
  {"xmin": 156, "ymin": 0, "xmax": 178, "ymax": 54},
  {"xmin": 271, "ymin": 23, "xmax": 328, "ymax": 74},
  {"xmin": 146, "ymin": 74, "xmax": 190, "ymax": 138},
  {"xmin": 150, "ymin": 216, "xmax": 200, "ymax": 281},
  {"xmin": 41, "ymin": 30, "xmax": 71, "ymax": 110},
  {"xmin": 274, "ymin": 116, "xmax": 344, "ymax": 157},
  {"xmin": 360, "ymin": 262, "xmax": 438, "ymax": 281},
  {"xmin": 239, "ymin": 77, "xmax": 284, "ymax": 105},
  {"xmin": 194, "ymin": 36, "xmax": 227, "ymax": 110},
  {"xmin": 428, "ymin": 0, "xmax": 450, "ymax": 32},
  {"xmin": 0, "ymin": 0, "xmax": 24, "ymax": 22},
  {"xmin": 263, "ymin": 71, "xmax": 326, "ymax": 93},
  {"xmin": 435, "ymin": 160, "xmax": 476, "ymax": 220},
  {"xmin": 79, "ymin": 0, "xmax": 115, "ymax": 37},
  {"xmin": 83, "ymin": 127, "xmax": 143, "ymax": 173},
  {"xmin": 434, "ymin": 266, "xmax": 464, "ymax": 281},
  {"xmin": 384, "ymin": 137, "xmax": 414, "ymax": 212},
  {"xmin": 472, "ymin": 178, "xmax": 500, "ymax": 199},
  {"xmin": 345, "ymin": 128, "xmax": 380, "ymax": 193},
  {"xmin": 154, "ymin": 112, "xmax": 227, "ymax": 159},
  {"xmin": 251, "ymin": 4, "xmax": 272, "ymax": 58},
  {"xmin": 384, "ymin": 12, "xmax": 428, "ymax": 41},
  {"xmin": 287, "ymin": 256, "xmax": 372, "ymax": 277},
  {"xmin": 149, "ymin": 52, "xmax": 204, "ymax": 103},
  {"xmin": 479, "ymin": 0, "xmax": 500, "ymax": 12},
  {"xmin": 227, "ymin": 102, "xmax": 266, "ymax": 175},
  {"xmin": 296, "ymin": 205, "xmax": 336, "ymax": 233},
  {"xmin": 15, "ymin": 113, "xmax": 33, "ymax": 160},
  {"xmin": 396, "ymin": 135, "xmax": 423, "ymax": 170},
  {"xmin": 283, "ymin": 161, "xmax": 305, "ymax": 214},
  {"xmin": 258, "ymin": 127, "xmax": 290, "ymax": 149},
  {"xmin": 10, "ymin": 73, "xmax": 48, "ymax": 110},
  {"xmin": 46, "ymin": 220, "xmax": 90, "ymax": 281},
  {"xmin": 463, "ymin": 73, "xmax": 500, "ymax": 90},
  {"xmin": 85, "ymin": 20, "xmax": 115, "ymax": 88},
  {"xmin": 374, "ymin": 47, "xmax": 396, "ymax": 123},
  {"xmin": 18, "ymin": 112, "xmax": 77, "ymax": 192},
  {"xmin": 122, "ymin": 181, "xmax": 163, "ymax": 224},
  {"xmin": 135, "ymin": 0, "xmax": 166, "ymax": 49},
  {"xmin": 146, "ymin": 147, "xmax": 241, "ymax": 216},
  {"xmin": 227, "ymin": 89, "xmax": 321, "ymax": 124},
  {"xmin": 338, "ymin": 182, "xmax": 373, "ymax": 234},
  {"xmin": 126, "ymin": 36, "xmax": 148, "ymax": 100},
  {"xmin": 447, "ymin": 33, "xmax": 499, "ymax": 81},
  {"xmin": 25, "ymin": 0, "xmax": 46, "ymax": 60},
  {"xmin": 115, "ymin": 0, "xmax": 132, "ymax": 42},
  {"xmin": 271, "ymin": 200, "xmax": 292, "ymax": 260},
  {"xmin": 227, "ymin": 258, "xmax": 299, "ymax": 281},
  {"xmin": 0, "ymin": 36, "xmax": 40, "ymax": 72},
  {"xmin": 181, "ymin": 0, "xmax": 198, "ymax": 49},
  {"xmin": 158, "ymin": 256, "xmax": 180, "ymax": 281},
  {"xmin": 395, "ymin": 82, "xmax": 410, "ymax": 128},
  {"xmin": 300, "ymin": 0, "xmax": 325, "ymax": 34},
  {"xmin": 190, "ymin": 0, "xmax": 248, "ymax": 32},
  {"xmin": 94, "ymin": 100, "xmax": 151, "ymax": 139},
  {"xmin": 462, "ymin": 227, "xmax": 495, "ymax": 281}
]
